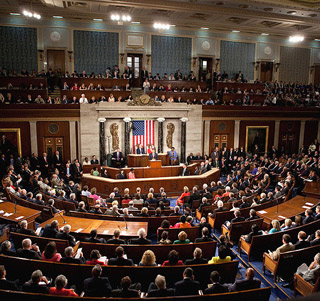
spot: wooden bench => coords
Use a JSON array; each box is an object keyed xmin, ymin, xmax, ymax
[
  {"xmin": 0, "ymin": 287, "xmax": 271, "ymax": 300},
  {"xmin": 0, "ymin": 89, "xmax": 48, "ymax": 101},
  {"xmin": 148, "ymin": 91, "xmax": 212, "ymax": 102},
  {"xmin": 263, "ymin": 245, "xmax": 320, "ymax": 282},
  {"xmin": 0, "ymin": 77, "xmax": 47, "ymax": 87},
  {"xmin": 0, "ymin": 255, "xmax": 239, "ymax": 292},
  {"xmin": 61, "ymin": 90, "xmax": 131, "ymax": 100},
  {"xmin": 40, "ymin": 193, "xmax": 76, "ymax": 214},
  {"xmin": 80, "ymin": 240, "xmax": 217, "ymax": 264},
  {"xmin": 157, "ymin": 226, "xmax": 201, "ymax": 242},
  {"xmin": 149, "ymin": 80, "xmax": 207, "ymax": 90},
  {"xmin": 240, "ymin": 219, "xmax": 320, "ymax": 261},
  {"xmin": 10, "ymin": 231, "xmax": 69, "ymax": 254},
  {"xmin": 294, "ymin": 273, "xmax": 320, "ymax": 297},
  {"xmin": 214, "ymin": 82, "xmax": 265, "ymax": 91},
  {"xmin": 61, "ymin": 78, "xmax": 129, "ymax": 89},
  {"xmin": 222, "ymin": 218, "xmax": 264, "ymax": 244},
  {"xmin": 222, "ymin": 93, "xmax": 266, "ymax": 104}
]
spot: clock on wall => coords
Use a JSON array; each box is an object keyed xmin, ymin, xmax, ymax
[
  {"xmin": 50, "ymin": 31, "xmax": 61, "ymax": 42},
  {"xmin": 201, "ymin": 40, "xmax": 211, "ymax": 51}
]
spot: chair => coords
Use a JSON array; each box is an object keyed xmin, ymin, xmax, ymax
[{"xmin": 294, "ymin": 273, "xmax": 320, "ymax": 297}]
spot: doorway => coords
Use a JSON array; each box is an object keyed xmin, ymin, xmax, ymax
[
  {"xmin": 44, "ymin": 137, "xmax": 64, "ymax": 161},
  {"xmin": 213, "ymin": 134, "xmax": 228, "ymax": 150},
  {"xmin": 199, "ymin": 57, "xmax": 213, "ymax": 88},
  {"xmin": 127, "ymin": 53, "xmax": 143, "ymax": 87},
  {"xmin": 260, "ymin": 62, "xmax": 273, "ymax": 82},
  {"xmin": 47, "ymin": 49, "xmax": 65, "ymax": 73},
  {"xmin": 314, "ymin": 65, "xmax": 320, "ymax": 85}
]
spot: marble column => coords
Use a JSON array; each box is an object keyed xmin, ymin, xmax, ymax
[
  {"xmin": 234, "ymin": 120, "xmax": 240, "ymax": 149},
  {"xmin": 123, "ymin": 117, "xmax": 131, "ymax": 157},
  {"xmin": 157, "ymin": 117, "xmax": 165, "ymax": 153},
  {"xmin": 29, "ymin": 121, "xmax": 38, "ymax": 155},
  {"xmin": 299, "ymin": 121, "xmax": 306, "ymax": 149},
  {"xmin": 180, "ymin": 118, "xmax": 188, "ymax": 163},
  {"xmin": 98, "ymin": 118, "xmax": 106, "ymax": 165},
  {"xmin": 69, "ymin": 121, "xmax": 76, "ymax": 161},
  {"xmin": 274, "ymin": 121, "xmax": 280, "ymax": 149},
  {"xmin": 203, "ymin": 120, "xmax": 210, "ymax": 155}
]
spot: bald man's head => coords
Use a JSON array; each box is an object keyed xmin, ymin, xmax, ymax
[{"xmin": 245, "ymin": 268, "xmax": 255, "ymax": 280}]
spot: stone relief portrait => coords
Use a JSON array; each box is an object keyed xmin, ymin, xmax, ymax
[
  {"xmin": 166, "ymin": 123, "xmax": 175, "ymax": 149},
  {"xmin": 110, "ymin": 123, "xmax": 119, "ymax": 151}
]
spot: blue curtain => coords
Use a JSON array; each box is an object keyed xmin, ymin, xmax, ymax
[
  {"xmin": 220, "ymin": 40, "xmax": 255, "ymax": 81},
  {"xmin": 74, "ymin": 30, "xmax": 119, "ymax": 74},
  {"xmin": 279, "ymin": 46, "xmax": 310, "ymax": 83},
  {"xmin": 0, "ymin": 26, "xmax": 37, "ymax": 73},
  {"xmin": 151, "ymin": 35, "xmax": 191, "ymax": 77}
]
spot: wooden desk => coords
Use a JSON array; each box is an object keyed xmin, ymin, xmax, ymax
[
  {"xmin": 39, "ymin": 215, "xmax": 147, "ymax": 238},
  {"xmin": 149, "ymin": 160, "xmax": 161, "ymax": 168},
  {"xmin": 82, "ymin": 167, "xmax": 220, "ymax": 195},
  {"xmin": 256, "ymin": 196, "xmax": 319, "ymax": 228},
  {"xmin": 127, "ymin": 153, "xmax": 169, "ymax": 167},
  {"xmin": 302, "ymin": 181, "xmax": 320, "ymax": 198},
  {"xmin": 0, "ymin": 201, "xmax": 41, "ymax": 230}
]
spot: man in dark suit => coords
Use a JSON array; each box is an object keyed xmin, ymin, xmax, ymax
[
  {"xmin": 22, "ymin": 269, "xmax": 49, "ymax": 294},
  {"xmin": 204, "ymin": 271, "xmax": 228, "ymax": 295},
  {"xmin": 0, "ymin": 265, "xmax": 19, "ymax": 291},
  {"xmin": 112, "ymin": 148, "xmax": 124, "ymax": 167},
  {"xmin": 174, "ymin": 267, "xmax": 200, "ymax": 296},
  {"xmin": 147, "ymin": 275, "xmax": 174, "ymax": 297},
  {"xmin": 56, "ymin": 224, "xmax": 77, "ymax": 247},
  {"xmin": 129, "ymin": 228, "xmax": 151, "ymax": 245},
  {"xmin": 184, "ymin": 247, "xmax": 208, "ymax": 265},
  {"xmin": 84, "ymin": 265, "xmax": 112, "ymax": 297},
  {"xmin": 90, "ymin": 155, "xmax": 99, "ymax": 165},
  {"xmin": 294, "ymin": 231, "xmax": 310, "ymax": 250},
  {"xmin": 149, "ymin": 149, "xmax": 158, "ymax": 160},
  {"xmin": 71, "ymin": 160, "xmax": 83, "ymax": 182},
  {"xmin": 179, "ymin": 164, "xmax": 190, "ymax": 176},
  {"xmin": 85, "ymin": 229, "xmax": 107, "ymax": 244},
  {"xmin": 108, "ymin": 246, "xmax": 134, "ymax": 266},
  {"xmin": 311, "ymin": 230, "xmax": 320, "ymax": 246},
  {"xmin": 229, "ymin": 268, "xmax": 261, "ymax": 291},
  {"xmin": 60, "ymin": 246, "xmax": 86, "ymax": 264},
  {"xmin": 53, "ymin": 150, "xmax": 63, "ymax": 171},
  {"xmin": 106, "ymin": 229, "xmax": 125, "ymax": 244},
  {"xmin": 140, "ymin": 66, "xmax": 148, "ymax": 83},
  {"xmin": 111, "ymin": 276, "xmax": 139, "ymax": 298},
  {"xmin": 303, "ymin": 209, "xmax": 315, "ymax": 224},
  {"xmin": 195, "ymin": 227, "xmax": 214, "ymax": 243},
  {"xmin": 16, "ymin": 238, "xmax": 41, "ymax": 260},
  {"xmin": 16, "ymin": 220, "xmax": 37, "ymax": 236},
  {"xmin": 210, "ymin": 200, "xmax": 227, "ymax": 218},
  {"xmin": 135, "ymin": 144, "xmax": 144, "ymax": 154},
  {"xmin": 39, "ymin": 152, "xmax": 50, "ymax": 177},
  {"xmin": 41, "ymin": 220, "xmax": 59, "ymax": 238}
]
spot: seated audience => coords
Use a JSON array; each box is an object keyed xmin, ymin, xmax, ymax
[
  {"xmin": 184, "ymin": 247, "xmax": 208, "ymax": 265},
  {"xmin": 162, "ymin": 250, "xmax": 183, "ymax": 266},
  {"xmin": 269, "ymin": 234, "xmax": 295, "ymax": 260},
  {"xmin": 60, "ymin": 246, "xmax": 86, "ymax": 264},
  {"xmin": 0, "ymin": 265, "xmax": 19, "ymax": 291},
  {"xmin": 106, "ymin": 229, "xmax": 125, "ymax": 244},
  {"xmin": 85, "ymin": 229, "xmax": 107, "ymax": 244},
  {"xmin": 209, "ymin": 245, "xmax": 232, "ymax": 264},
  {"xmin": 56, "ymin": 224, "xmax": 77, "ymax": 247},
  {"xmin": 111, "ymin": 276, "xmax": 140, "ymax": 298},
  {"xmin": 294, "ymin": 231, "xmax": 310, "ymax": 250},
  {"xmin": 129, "ymin": 228, "xmax": 151, "ymax": 245},
  {"xmin": 139, "ymin": 250, "xmax": 157, "ymax": 266},
  {"xmin": 194, "ymin": 227, "xmax": 213, "ymax": 243},
  {"xmin": 147, "ymin": 274, "xmax": 174, "ymax": 297},
  {"xmin": 16, "ymin": 238, "xmax": 41, "ymax": 259},
  {"xmin": 41, "ymin": 241, "xmax": 61, "ymax": 262},
  {"xmin": 108, "ymin": 246, "xmax": 134, "ymax": 266},
  {"xmin": 49, "ymin": 274, "xmax": 78, "ymax": 296},
  {"xmin": 86, "ymin": 249, "xmax": 106, "ymax": 265},
  {"xmin": 204, "ymin": 271, "xmax": 228, "ymax": 294},
  {"xmin": 0, "ymin": 240, "xmax": 15, "ymax": 256},
  {"xmin": 16, "ymin": 220, "xmax": 37, "ymax": 236},
  {"xmin": 174, "ymin": 267, "xmax": 200, "ymax": 296},
  {"xmin": 229, "ymin": 268, "xmax": 261, "ymax": 291},
  {"xmin": 22, "ymin": 269, "xmax": 49, "ymax": 294},
  {"xmin": 173, "ymin": 231, "xmax": 191, "ymax": 244},
  {"xmin": 159, "ymin": 231, "xmax": 171, "ymax": 245}
]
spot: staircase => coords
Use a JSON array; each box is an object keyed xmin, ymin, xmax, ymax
[{"xmin": 49, "ymin": 87, "xmax": 61, "ymax": 99}]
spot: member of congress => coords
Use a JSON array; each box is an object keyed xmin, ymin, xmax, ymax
[
  {"xmin": 135, "ymin": 144, "xmax": 144, "ymax": 154},
  {"xmin": 149, "ymin": 149, "xmax": 158, "ymax": 160},
  {"xmin": 111, "ymin": 148, "xmax": 124, "ymax": 167}
]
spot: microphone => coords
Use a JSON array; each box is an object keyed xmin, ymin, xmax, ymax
[
  {"xmin": 122, "ymin": 214, "xmax": 128, "ymax": 230},
  {"xmin": 57, "ymin": 210, "xmax": 66, "ymax": 224}
]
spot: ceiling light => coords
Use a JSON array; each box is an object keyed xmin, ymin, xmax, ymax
[
  {"xmin": 131, "ymin": 21, "xmax": 140, "ymax": 24},
  {"xmin": 111, "ymin": 14, "xmax": 120, "ymax": 21},
  {"xmin": 287, "ymin": 11, "xmax": 297, "ymax": 15},
  {"xmin": 201, "ymin": 27, "xmax": 209, "ymax": 30},
  {"xmin": 289, "ymin": 35, "xmax": 304, "ymax": 42},
  {"xmin": 232, "ymin": 30, "xmax": 240, "ymax": 33},
  {"xmin": 261, "ymin": 33, "xmax": 269, "ymax": 36},
  {"xmin": 314, "ymin": 39, "xmax": 320, "ymax": 41},
  {"xmin": 10, "ymin": 13, "xmax": 21, "ymax": 16},
  {"xmin": 23, "ymin": 10, "xmax": 41, "ymax": 19},
  {"xmin": 153, "ymin": 23, "xmax": 171, "ymax": 30},
  {"xmin": 93, "ymin": 18, "xmax": 103, "ymax": 21},
  {"xmin": 53, "ymin": 16, "xmax": 63, "ymax": 19}
]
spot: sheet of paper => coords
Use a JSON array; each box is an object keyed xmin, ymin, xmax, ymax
[
  {"xmin": 35, "ymin": 227, "xmax": 42, "ymax": 235},
  {"xmin": 278, "ymin": 215, "xmax": 286, "ymax": 219},
  {"xmin": 0, "ymin": 210, "xmax": 4, "ymax": 214},
  {"xmin": 3, "ymin": 213, "xmax": 13, "ymax": 217},
  {"xmin": 258, "ymin": 210, "xmax": 267, "ymax": 214},
  {"xmin": 75, "ymin": 228, "xmax": 83, "ymax": 233},
  {"xmin": 15, "ymin": 216, "xmax": 24, "ymax": 220},
  {"xmin": 75, "ymin": 247, "xmax": 82, "ymax": 259},
  {"xmin": 302, "ymin": 206, "xmax": 311, "ymax": 210},
  {"xmin": 0, "ymin": 200, "xmax": 3, "ymax": 203},
  {"xmin": 305, "ymin": 202, "xmax": 314, "ymax": 206},
  {"xmin": 121, "ymin": 231, "xmax": 127, "ymax": 235},
  {"xmin": 103, "ymin": 230, "xmax": 109, "ymax": 234}
]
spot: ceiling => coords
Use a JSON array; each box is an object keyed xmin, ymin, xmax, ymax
[{"xmin": 2, "ymin": 0, "xmax": 320, "ymax": 39}]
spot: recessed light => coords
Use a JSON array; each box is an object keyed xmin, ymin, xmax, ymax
[
  {"xmin": 289, "ymin": 35, "xmax": 304, "ymax": 42},
  {"xmin": 170, "ymin": 24, "xmax": 176, "ymax": 27},
  {"xmin": 287, "ymin": 11, "xmax": 297, "ymax": 15},
  {"xmin": 201, "ymin": 27, "xmax": 209, "ymax": 30},
  {"xmin": 232, "ymin": 30, "xmax": 240, "ymax": 33},
  {"xmin": 131, "ymin": 21, "xmax": 140, "ymax": 24},
  {"xmin": 314, "ymin": 39, "xmax": 320, "ymax": 41},
  {"xmin": 10, "ymin": 13, "xmax": 21, "ymax": 16},
  {"xmin": 93, "ymin": 18, "xmax": 103, "ymax": 21},
  {"xmin": 261, "ymin": 33, "xmax": 269, "ymax": 36},
  {"xmin": 53, "ymin": 16, "xmax": 63, "ymax": 19}
]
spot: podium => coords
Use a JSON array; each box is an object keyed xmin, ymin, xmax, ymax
[{"xmin": 149, "ymin": 160, "xmax": 162, "ymax": 168}]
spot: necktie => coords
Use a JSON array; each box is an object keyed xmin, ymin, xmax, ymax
[{"xmin": 117, "ymin": 152, "xmax": 119, "ymax": 160}]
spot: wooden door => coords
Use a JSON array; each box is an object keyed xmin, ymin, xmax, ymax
[
  {"xmin": 127, "ymin": 53, "xmax": 143, "ymax": 87},
  {"xmin": 47, "ymin": 50, "xmax": 65, "ymax": 73},
  {"xmin": 314, "ymin": 65, "xmax": 320, "ymax": 85},
  {"xmin": 44, "ymin": 137, "xmax": 64, "ymax": 162},
  {"xmin": 199, "ymin": 57, "xmax": 213, "ymax": 87},
  {"xmin": 260, "ymin": 62, "xmax": 273, "ymax": 82},
  {"xmin": 279, "ymin": 133, "xmax": 295, "ymax": 154},
  {"xmin": 213, "ymin": 134, "xmax": 228, "ymax": 150}
]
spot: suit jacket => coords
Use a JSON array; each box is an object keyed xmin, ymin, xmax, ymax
[
  {"xmin": 271, "ymin": 243, "xmax": 295, "ymax": 260},
  {"xmin": 84, "ymin": 276, "xmax": 112, "ymax": 297},
  {"xmin": 90, "ymin": 159, "xmax": 99, "ymax": 164},
  {"xmin": 136, "ymin": 148, "xmax": 144, "ymax": 154},
  {"xmin": 174, "ymin": 277, "xmax": 200, "ymax": 296},
  {"xmin": 16, "ymin": 248, "xmax": 41, "ymax": 260},
  {"xmin": 41, "ymin": 224, "xmax": 59, "ymax": 238},
  {"xmin": 148, "ymin": 288, "xmax": 175, "ymax": 297},
  {"xmin": 149, "ymin": 153, "xmax": 158, "ymax": 160},
  {"xmin": 184, "ymin": 257, "xmax": 208, "ymax": 265},
  {"xmin": 129, "ymin": 237, "xmax": 151, "ymax": 245},
  {"xmin": 180, "ymin": 168, "xmax": 190, "ymax": 176},
  {"xmin": 107, "ymin": 256, "xmax": 134, "ymax": 266},
  {"xmin": 294, "ymin": 240, "xmax": 310, "ymax": 250},
  {"xmin": 194, "ymin": 236, "xmax": 214, "ymax": 243},
  {"xmin": 60, "ymin": 256, "xmax": 86, "ymax": 264},
  {"xmin": 204, "ymin": 283, "xmax": 228, "ymax": 294},
  {"xmin": 56, "ymin": 232, "xmax": 77, "ymax": 247},
  {"xmin": 230, "ymin": 278, "xmax": 261, "ymax": 291},
  {"xmin": 16, "ymin": 228, "xmax": 37, "ymax": 236},
  {"xmin": 112, "ymin": 151, "xmax": 123, "ymax": 161},
  {"xmin": 22, "ymin": 281, "xmax": 49, "ymax": 294},
  {"xmin": 111, "ymin": 288, "xmax": 139, "ymax": 298},
  {"xmin": 0, "ymin": 279, "xmax": 19, "ymax": 291},
  {"xmin": 303, "ymin": 265, "xmax": 320, "ymax": 285}
]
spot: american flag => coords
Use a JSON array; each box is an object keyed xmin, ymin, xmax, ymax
[{"xmin": 132, "ymin": 120, "xmax": 154, "ymax": 153}]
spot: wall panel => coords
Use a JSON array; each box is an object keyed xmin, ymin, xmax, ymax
[
  {"xmin": 304, "ymin": 120, "xmax": 319, "ymax": 147},
  {"xmin": 209, "ymin": 120, "xmax": 235, "ymax": 153},
  {"xmin": 278, "ymin": 121, "xmax": 300, "ymax": 154}
]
